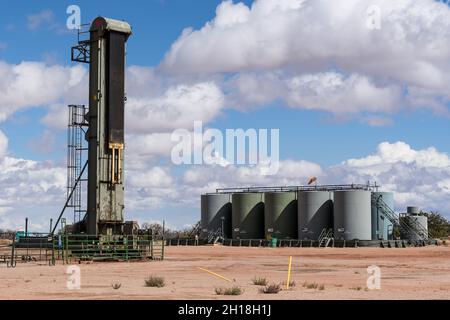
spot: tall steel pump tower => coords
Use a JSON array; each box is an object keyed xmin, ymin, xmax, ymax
[
  {"xmin": 86, "ymin": 17, "xmax": 131, "ymax": 235},
  {"xmin": 68, "ymin": 17, "xmax": 132, "ymax": 236}
]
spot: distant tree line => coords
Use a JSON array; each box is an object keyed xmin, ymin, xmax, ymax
[
  {"xmin": 140, "ymin": 221, "xmax": 200, "ymax": 239},
  {"xmin": 422, "ymin": 211, "xmax": 450, "ymax": 239},
  {"xmin": 394, "ymin": 211, "xmax": 450, "ymax": 239},
  {"xmin": 0, "ymin": 229, "xmax": 15, "ymax": 240}
]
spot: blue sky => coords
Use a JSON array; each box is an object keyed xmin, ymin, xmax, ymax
[
  {"xmin": 1, "ymin": 0, "xmax": 448, "ymax": 164},
  {"xmin": 1, "ymin": 0, "xmax": 252, "ymax": 65},
  {"xmin": 0, "ymin": 0, "xmax": 450, "ymax": 230}
]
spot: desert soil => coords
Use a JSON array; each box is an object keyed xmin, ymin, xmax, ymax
[{"xmin": 1, "ymin": 245, "xmax": 450, "ymax": 300}]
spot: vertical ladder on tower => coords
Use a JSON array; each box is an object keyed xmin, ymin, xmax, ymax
[{"xmin": 67, "ymin": 105, "xmax": 89, "ymax": 224}]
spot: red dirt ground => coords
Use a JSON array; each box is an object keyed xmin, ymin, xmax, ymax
[{"xmin": 1, "ymin": 245, "xmax": 450, "ymax": 300}]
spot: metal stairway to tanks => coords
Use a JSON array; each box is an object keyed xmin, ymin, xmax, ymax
[
  {"xmin": 318, "ymin": 228, "xmax": 334, "ymax": 248},
  {"xmin": 207, "ymin": 228, "xmax": 223, "ymax": 245},
  {"xmin": 371, "ymin": 195, "xmax": 430, "ymax": 241}
]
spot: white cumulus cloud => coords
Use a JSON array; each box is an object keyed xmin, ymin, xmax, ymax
[
  {"xmin": 161, "ymin": 0, "xmax": 450, "ymax": 118},
  {"xmin": 126, "ymin": 82, "xmax": 225, "ymax": 134},
  {"xmin": 0, "ymin": 61, "xmax": 87, "ymax": 123},
  {"xmin": 329, "ymin": 141, "xmax": 450, "ymax": 213}
]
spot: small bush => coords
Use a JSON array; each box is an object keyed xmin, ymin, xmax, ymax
[
  {"xmin": 350, "ymin": 286, "xmax": 362, "ymax": 291},
  {"xmin": 225, "ymin": 286, "xmax": 243, "ymax": 295},
  {"xmin": 215, "ymin": 286, "xmax": 243, "ymax": 296},
  {"xmin": 318, "ymin": 284, "xmax": 325, "ymax": 290},
  {"xmin": 260, "ymin": 283, "xmax": 282, "ymax": 294},
  {"xmin": 112, "ymin": 283, "xmax": 121, "ymax": 290},
  {"xmin": 252, "ymin": 277, "xmax": 268, "ymax": 286},
  {"xmin": 145, "ymin": 275, "xmax": 165, "ymax": 288}
]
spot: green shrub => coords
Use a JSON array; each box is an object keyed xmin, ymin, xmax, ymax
[
  {"xmin": 225, "ymin": 286, "xmax": 243, "ymax": 295},
  {"xmin": 145, "ymin": 275, "xmax": 165, "ymax": 288},
  {"xmin": 215, "ymin": 286, "xmax": 243, "ymax": 296},
  {"xmin": 252, "ymin": 277, "xmax": 268, "ymax": 286}
]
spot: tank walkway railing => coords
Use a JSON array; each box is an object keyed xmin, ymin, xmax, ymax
[
  {"xmin": 371, "ymin": 196, "xmax": 429, "ymax": 241},
  {"xmin": 215, "ymin": 183, "xmax": 380, "ymax": 194}
]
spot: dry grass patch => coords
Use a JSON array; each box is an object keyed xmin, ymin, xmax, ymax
[
  {"xmin": 252, "ymin": 277, "xmax": 268, "ymax": 286},
  {"xmin": 302, "ymin": 282, "xmax": 325, "ymax": 290},
  {"xmin": 145, "ymin": 275, "xmax": 165, "ymax": 288},
  {"xmin": 215, "ymin": 286, "xmax": 243, "ymax": 296},
  {"xmin": 260, "ymin": 283, "xmax": 283, "ymax": 294}
]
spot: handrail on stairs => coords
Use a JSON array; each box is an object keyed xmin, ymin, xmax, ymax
[{"xmin": 372, "ymin": 195, "xmax": 430, "ymax": 240}]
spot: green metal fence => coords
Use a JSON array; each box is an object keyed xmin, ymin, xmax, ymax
[
  {"xmin": 54, "ymin": 234, "xmax": 165, "ymax": 264},
  {"xmin": 1, "ymin": 233, "xmax": 164, "ymax": 268}
]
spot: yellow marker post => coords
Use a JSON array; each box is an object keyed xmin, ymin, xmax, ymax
[
  {"xmin": 286, "ymin": 256, "xmax": 293, "ymax": 290},
  {"xmin": 197, "ymin": 267, "xmax": 233, "ymax": 283}
]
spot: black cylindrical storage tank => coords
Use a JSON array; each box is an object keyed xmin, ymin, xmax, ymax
[
  {"xmin": 201, "ymin": 194, "xmax": 232, "ymax": 239},
  {"xmin": 264, "ymin": 192, "xmax": 297, "ymax": 239},
  {"xmin": 371, "ymin": 192, "xmax": 394, "ymax": 240},
  {"xmin": 334, "ymin": 190, "xmax": 372, "ymax": 240},
  {"xmin": 232, "ymin": 193, "xmax": 264, "ymax": 239},
  {"xmin": 407, "ymin": 206, "xmax": 420, "ymax": 214},
  {"xmin": 298, "ymin": 191, "xmax": 333, "ymax": 240}
]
